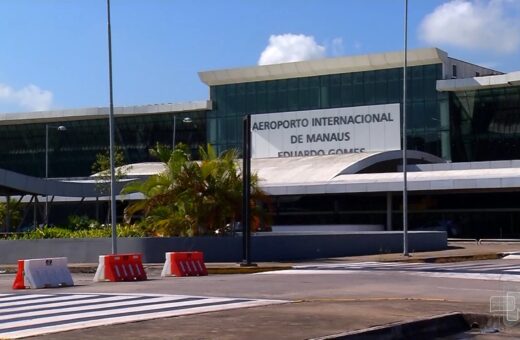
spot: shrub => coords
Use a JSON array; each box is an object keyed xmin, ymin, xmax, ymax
[{"xmin": 7, "ymin": 223, "xmax": 147, "ymax": 239}]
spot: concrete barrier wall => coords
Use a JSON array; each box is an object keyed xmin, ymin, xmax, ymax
[
  {"xmin": 271, "ymin": 224, "xmax": 384, "ymax": 232},
  {"xmin": 0, "ymin": 231, "xmax": 446, "ymax": 264}
]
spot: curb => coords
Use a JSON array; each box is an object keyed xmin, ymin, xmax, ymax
[
  {"xmin": 379, "ymin": 253, "xmax": 502, "ymax": 264},
  {"xmin": 310, "ymin": 312, "xmax": 469, "ymax": 339},
  {"xmin": 0, "ymin": 253, "xmax": 507, "ymax": 275},
  {"xmin": 206, "ymin": 266, "xmax": 292, "ymax": 274},
  {"xmin": 0, "ymin": 264, "xmax": 293, "ymax": 275},
  {"xmin": 310, "ymin": 312, "xmax": 507, "ymax": 339}
]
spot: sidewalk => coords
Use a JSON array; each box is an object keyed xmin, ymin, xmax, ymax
[
  {"xmin": 2, "ymin": 241, "xmax": 520, "ymax": 274},
  {"xmin": 202, "ymin": 241, "xmax": 520, "ymax": 274}
]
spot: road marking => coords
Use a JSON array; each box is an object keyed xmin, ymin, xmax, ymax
[
  {"xmin": 435, "ymin": 286, "xmax": 503, "ymax": 292},
  {"xmin": 0, "ymin": 293, "xmax": 287, "ymax": 339},
  {"xmin": 259, "ymin": 261, "xmax": 520, "ymax": 282}
]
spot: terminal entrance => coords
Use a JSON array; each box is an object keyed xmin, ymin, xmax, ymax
[{"xmin": 271, "ymin": 191, "xmax": 520, "ymax": 239}]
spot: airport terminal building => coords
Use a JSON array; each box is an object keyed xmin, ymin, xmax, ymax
[{"xmin": 1, "ymin": 47, "xmax": 520, "ymax": 237}]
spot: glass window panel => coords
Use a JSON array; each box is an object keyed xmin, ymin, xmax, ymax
[
  {"xmin": 256, "ymin": 81, "xmax": 267, "ymax": 112},
  {"xmin": 387, "ymin": 68, "xmax": 401, "ymax": 103},
  {"xmin": 409, "ymin": 101, "xmax": 425, "ymax": 129},
  {"xmin": 267, "ymin": 80, "xmax": 278, "ymax": 112},
  {"xmin": 374, "ymin": 70, "xmax": 387, "ymax": 104},
  {"xmin": 288, "ymin": 78, "xmax": 299, "ymax": 111},
  {"xmin": 236, "ymin": 83, "xmax": 246, "ymax": 114},
  {"xmin": 352, "ymin": 72, "xmax": 364, "ymax": 106},
  {"xmin": 299, "ymin": 77, "xmax": 310, "ymax": 109},
  {"xmin": 329, "ymin": 74, "xmax": 342, "ymax": 107},
  {"xmin": 364, "ymin": 71, "xmax": 375, "ymax": 104},
  {"xmin": 208, "ymin": 118, "xmax": 218, "ymax": 143},
  {"xmin": 278, "ymin": 79, "xmax": 288, "ymax": 112},
  {"xmin": 246, "ymin": 82, "xmax": 257, "ymax": 114},
  {"xmin": 341, "ymin": 74, "xmax": 353, "ymax": 107},
  {"xmin": 320, "ymin": 76, "xmax": 330, "ymax": 108},
  {"xmin": 309, "ymin": 77, "xmax": 320, "ymax": 109}
]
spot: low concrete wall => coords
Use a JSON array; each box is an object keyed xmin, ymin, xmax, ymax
[
  {"xmin": 0, "ymin": 231, "xmax": 446, "ymax": 264},
  {"xmin": 272, "ymin": 224, "xmax": 385, "ymax": 232}
]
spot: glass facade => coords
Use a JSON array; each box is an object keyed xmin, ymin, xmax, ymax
[
  {"xmin": 273, "ymin": 191, "xmax": 520, "ymax": 238},
  {"xmin": 1, "ymin": 61, "xmax": 519, "ymax": 179},
  {"xmin": 449, "ymin": 86, "xmax": 520, "ymax": 161},
  {"xmin": 0, "ymin": 111, "xmax": 207, "ymax": 177},
  {"xmin": 207, "ymin": 64, "xmax": 446, "ymax": 157}
]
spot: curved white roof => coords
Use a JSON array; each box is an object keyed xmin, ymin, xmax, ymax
[
  {"xmin": 253, "ymin": 150, "xmax": 444, "ymax": 185},
  {"xmin": 264, "ymin": 166, "xmax": 520, "ymax": 196},
  {"xmin": 0, "ymin": 167, "xmax": 127, "ymax": 197},
  {"xmin": 26, "ymin": 151, "xmax": 518, "ymax": 199}
]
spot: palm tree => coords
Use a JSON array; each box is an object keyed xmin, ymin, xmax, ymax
[{"xmin": 122, "ymin": 144, "xmax": 270, "ymax": 236}]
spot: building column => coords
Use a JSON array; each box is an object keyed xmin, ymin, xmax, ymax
[
  {"xmin": 386, "ymin": 192, "xmax": 392, "ymax": 231},
  {"xmin": 439, "ymin": 98, "xmax": 451, "ymax": 160}
]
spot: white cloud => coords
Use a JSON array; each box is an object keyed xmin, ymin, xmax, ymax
[
  {"xmin": 0, "ymin": 83, "xmax": 53, "ymax": 111},
  {"xmin": 258, "ymin": 34, "xmax": 326, "ymax": 65},
  {"xmin": 419, "ymin": 0, "xmax": 520, "ymax": 53}
]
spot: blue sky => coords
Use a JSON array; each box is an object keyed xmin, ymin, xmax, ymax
[{"xmin": 1, "ymin": 0, "xmax": 519, "ymax": 113}]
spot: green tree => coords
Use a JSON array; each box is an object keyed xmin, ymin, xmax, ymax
[
  {"xmin": 122, "ymin": 144, "xmax": 271, "ymax": 236},
  {"xmin": 0, "ymin": 199, "xmax": 23, "ymax": 233},
  {"xmin": 91, "ymin": 146, "xmax": 129, "ymax": 195}
]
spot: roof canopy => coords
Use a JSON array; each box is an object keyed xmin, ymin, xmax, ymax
[
  {"xmin": 199, "ymin": 48, "xmax": 448, "ymax": 86},
  {"xmin": 252, "ymin": 150, "xmax": 444, "ymax": 185},
  {"xmin": 0, "ymin": 167, "xmax": 126, "ymax": 197}
]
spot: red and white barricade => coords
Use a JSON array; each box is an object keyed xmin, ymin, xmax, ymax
[
  {"xmin": 12, "ymin": 257, "xmax": 74, "ymax": 289},
  {"xmin": 93, "ymin": 253, "xmax": 147, "ymax": 282},
  {"xmin": 161, "ymin": 251, "xmax": 208, "ymax": 277}
]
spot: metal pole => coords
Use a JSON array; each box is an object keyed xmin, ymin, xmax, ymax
[
  {"xmin": 45, "ymin": 124, "xmax": 49, "ymax": 226},
  {"xmin": 107, "ymin": 0, "xmax": 118, "ymax": 254},
  {"xmin": 241, "ymin": 115, "xmax": 253, "ymax": 266},
  {"xmin": 402, "ymin": 0, "xmax": 409, "ymax": 256},
  {"xmin": 33, "ymin": 195, "xmax": 37, "ymax": 229}
]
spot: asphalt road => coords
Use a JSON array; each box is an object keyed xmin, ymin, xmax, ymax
[{"xmin": 2, "ymin": 259, "xmax": 520, "ymax": 339}]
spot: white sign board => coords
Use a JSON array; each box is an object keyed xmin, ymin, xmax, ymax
[{"xmin": 251, "ymin": 104, "xmax": 401, "ymax": 158}]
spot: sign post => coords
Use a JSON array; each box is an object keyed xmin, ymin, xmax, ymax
[{"xmin": 241, "ymin": 114, "xmax": 255, "ymax": 266}]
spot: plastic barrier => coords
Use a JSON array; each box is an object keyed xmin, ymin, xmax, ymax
[
  {"xmin": 93, "ymin": 253, "xmax": 147, "ymax": 282},
  {"xmin": 161, "ymin": 251, "xmax": 208, "ymax": 277},
  {"xmin": 12, "ymin": 257, "xmax": 74, "ymax": 289}
]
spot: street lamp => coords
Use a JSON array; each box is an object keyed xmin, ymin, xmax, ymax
[
  {"xmin": 402, "ymin": 0, "xmax": 409, "ymax": 256},
  {"xmin": 106, "ymin": 0, "xmax": 117, "ymax": 254},
  {"xmin": 172, "ymin": 116, "xmax": 194, "ymax": 148},
  {"xmin": 45, "ymin": 124, "xmax": 67, "ymax": 225}
]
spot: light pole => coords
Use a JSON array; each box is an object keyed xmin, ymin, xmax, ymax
[
  {"xmin": 241, "ymin": 115, "xmax": 255, "ymax": 267},
  {"xmin": 402, "ymin": 0, "xmax": 409, "ymax": 256},
  {"xmin": 172, "ymin": 116, "xmax": 193, "ymax": 148},
  {"xmin": 45, "ymin": 124, "xmax": 67, "ymax": 226},
  {"xmin": 107, "ymin": 0, "xmax": 118, "ymax": 254}
]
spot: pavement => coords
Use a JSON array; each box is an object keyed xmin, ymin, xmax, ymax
[
  {"xmin": 1, "ymin": 239, "xmax": 516, "ymax": 274},
  {"xmin": 3, "ymin": 240, "xmax": 520, "ymax": 339}
]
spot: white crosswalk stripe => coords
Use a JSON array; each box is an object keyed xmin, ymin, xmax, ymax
[
  {"xmin": 259, "ymin": 261, "xmax": 520, "ymax": 282},
  {"xmin": 0, "ymin": 293, "xmax": 287, "ymax": 339}
]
